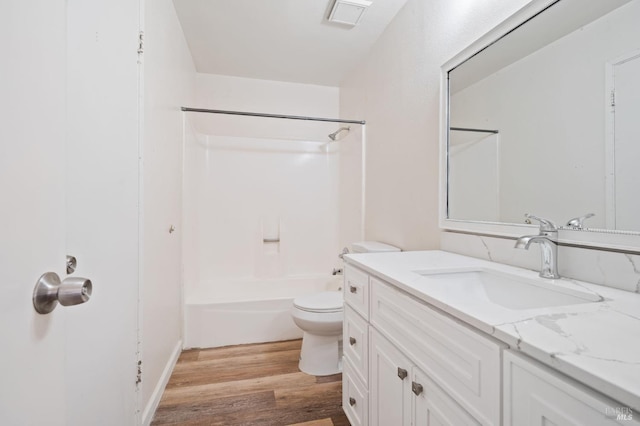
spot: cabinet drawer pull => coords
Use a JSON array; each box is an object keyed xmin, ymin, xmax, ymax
[
  {"xmin": 349, "ymin": 397, "xmax": 356, "ymax": 406},
  {"xmin": 349, "ymin": 285, "xmax": 357, "ymax": 294},
  {"xmin": 412, "ymin": 381, "xmax": 424, "ymax": 396},
  {"xmin": 397, "ymin": 367, "xmax": 408, "ymax": 380},
  {"xmin": 349, "ymin": 337, "xmax": 356, "ymax": 345}
]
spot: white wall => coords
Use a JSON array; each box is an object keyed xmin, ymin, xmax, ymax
[
  {"xmin": 193, "ymin": 73, "xmax": 340, "ymax": 139},
  {"xmin": 194, "ymin": 74, "xmax": 339, "ymax": 115},
  {"xmin": 339, "ymin": 0, "xmax": 531, "ymax": 250},
  {"xmin": 141, "ymin": 0, "xmax": 195, "ymax": 422},
  {"xmin": 183, "ymin": 75, "xmax": 345, "ymax": 300},
  {"xmin": 449, "ymin": 1, "xmax": 640, "ymax": 226}
]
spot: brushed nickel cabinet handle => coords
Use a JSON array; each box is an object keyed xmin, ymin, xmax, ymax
[
  {"xmin": 349, "ymin": 285, "xmax": 357, "ymax": 294},
  {"xmin": 349, "ymin": 337, "xmax": 356, "ymax": 345},
  {"xmin": 397, "ymin": 367, "xmax": 408, "ymax": 380},
  {"xmin": 412, "ymin": 381, "xmax": 424, "ymax": 396},
  {"xmin": 349, "ymin": 397, "xmax": 356, "ymax": 406}
]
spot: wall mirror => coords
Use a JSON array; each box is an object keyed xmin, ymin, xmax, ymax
[{"xmin": 441, "ymin": 0, "xmax": 640, "ymax": 247}]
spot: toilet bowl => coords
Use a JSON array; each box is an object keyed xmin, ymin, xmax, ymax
[
  {"xmin": 291, "ymin": 291, "xmax": 343, "ymax": 376},
  {"xmin": 291, "ymin": 241, "xmax": 401, "ymax": 376}
]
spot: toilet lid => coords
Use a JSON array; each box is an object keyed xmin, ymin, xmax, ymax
[{"xmin": 293, "ymin": 291, "xmax": 343, "ymax": 313}]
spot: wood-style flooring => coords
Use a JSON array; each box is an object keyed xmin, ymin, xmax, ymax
[{"xmin": 151, "ymin": 339, "xmax": 351, "ymax": 426}]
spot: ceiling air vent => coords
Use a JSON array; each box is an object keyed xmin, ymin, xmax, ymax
[{"xmin": 328, "ymin": 0, "xmax": 372, "ymax": 26}]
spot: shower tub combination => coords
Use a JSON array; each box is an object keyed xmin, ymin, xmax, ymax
[
  {"xmin": 181, "ymin": 109, "xmax": 363, "ymax": 350},
  {"xmin": 184, "ymin": 274, "xmax": 342, "ymax": 349}
]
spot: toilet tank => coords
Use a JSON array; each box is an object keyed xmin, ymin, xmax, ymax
[{"xmin": 351, "ymin": 241, "xmax": 401, "ymax": 253}]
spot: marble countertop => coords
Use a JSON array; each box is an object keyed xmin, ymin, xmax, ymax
[{"xmin": 344, "ymin": 250, "xmax": 640, "ymax": 411}]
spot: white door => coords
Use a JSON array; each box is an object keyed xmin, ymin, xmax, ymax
[
  {"xmin": 1, "ymin": 0, "xmax": 141, "ymax": 424},
  {"xmin": 613, "ymin": 53, "xmax": 640, "ymax": 231},
  {"xmin": 1, "ymin": 1, "xmax": 69, "ymax": 424}
]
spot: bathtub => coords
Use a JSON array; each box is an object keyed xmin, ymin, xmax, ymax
[{"xmin": 184, "ymin": 275, "xmax": 342, "ymax": 349}]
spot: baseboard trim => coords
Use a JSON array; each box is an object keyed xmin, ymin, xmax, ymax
[{"xmin": 141, "ymin": 340, "xmax": 182, "ymax": 426}]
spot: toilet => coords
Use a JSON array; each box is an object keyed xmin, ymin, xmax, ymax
[{"xmin": 291, "ymin": 241, "xmax": 401, "ymax": 376}]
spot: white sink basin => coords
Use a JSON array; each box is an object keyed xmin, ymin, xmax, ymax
[{"xmin": 413, "ymin": 269, "xmax": 602, "ymax": 310}]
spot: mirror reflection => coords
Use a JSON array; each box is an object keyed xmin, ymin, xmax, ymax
[{"xmin": 447, "ymin": 0, "xmax": 640, "ymax": 232}]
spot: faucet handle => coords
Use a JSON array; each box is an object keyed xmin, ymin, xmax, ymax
[
  {"xmin": 525, "ymin": 213, "xmax": 558, "ymax": 232},
  {"xmin": 565, "ymin": 213, "xmax": 595, "ymax": 229}
]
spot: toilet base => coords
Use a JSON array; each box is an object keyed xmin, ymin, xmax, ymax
[{"xmin": 298, "ymin": 332, "xmax": 343, "ymax": 376}]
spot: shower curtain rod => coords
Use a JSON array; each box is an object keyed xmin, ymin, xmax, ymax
[
  {"xmin": 450, "ymin": 126, "xmax": 499, "ymax": 134},
  {"xmin": 181, "ymin": 107, "xmax": 366, "ymax": 125}
]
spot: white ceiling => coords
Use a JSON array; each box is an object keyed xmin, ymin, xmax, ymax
[{"xmin": 172, "ymin": 0, "xmax": 409, "ymax": 87}]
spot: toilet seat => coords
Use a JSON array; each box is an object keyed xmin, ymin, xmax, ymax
[{"xmin": 293, "ymin": 291, "xmax": 343, "ymax": 313}]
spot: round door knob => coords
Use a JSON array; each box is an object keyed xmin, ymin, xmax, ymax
[{"xmin": 33, "ymin": 272, "xmax": 93, "ymax": 314}]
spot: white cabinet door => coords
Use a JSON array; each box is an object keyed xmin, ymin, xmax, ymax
[
  {"xmin": 505, "ymin": 351, "xmax": 639, "ymax": 426},
  {"xmin": 412, "ymin": 368, "xmax": 481, "ymax": 426},
  {"xmin": 370, "ymin": 329, "xmax": 412, "ymax": 426}
]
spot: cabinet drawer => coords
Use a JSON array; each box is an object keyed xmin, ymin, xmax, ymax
[
  {"xmin": 344, "ymin": 264, "xmax": 369, "ymax": 318},
  {"xmin": 343, "ymin": 358, "xmax": 368, "ymax": 426},
  {"xmin": 343, "ymin": 304, "xmax": 369, "ymax": 386},
  {"xmin": 371, "ymin": 279, "xmax": 503, "ymax": 426},
  {"xmin": 505, "ymin": 350, "xmax": 639, "ymax": 425}
]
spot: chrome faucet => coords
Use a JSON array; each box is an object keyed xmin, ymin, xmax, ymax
[{"xmin": 515, "ymin": 214, "xmax": 560, "ymax": 279}]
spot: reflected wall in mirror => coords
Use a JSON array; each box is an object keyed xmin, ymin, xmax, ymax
[{"xmin": 447, "ymin": 0, "xmax": 640, "ymax": 232}]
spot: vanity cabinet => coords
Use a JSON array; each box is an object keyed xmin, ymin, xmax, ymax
[
  {"xmin": 504, "ymin": 350, "xmax": 639, "ymax": 425},
  {"xmin": 344, "ymin": 257, "xmax": 640, "ymax": 426},
  {"xmin": 342, "ymin": 263, "xmax": 503, "ymax": 426}
]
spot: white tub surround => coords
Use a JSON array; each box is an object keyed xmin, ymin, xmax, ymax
[{"xmin": 343, "ymin": 250, "xmax": 640, "ymax": 414}]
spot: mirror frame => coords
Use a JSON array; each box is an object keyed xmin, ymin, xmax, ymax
[{"xmin": 439, "ymin": 0, "xmax": 640, "ymax": 252}]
